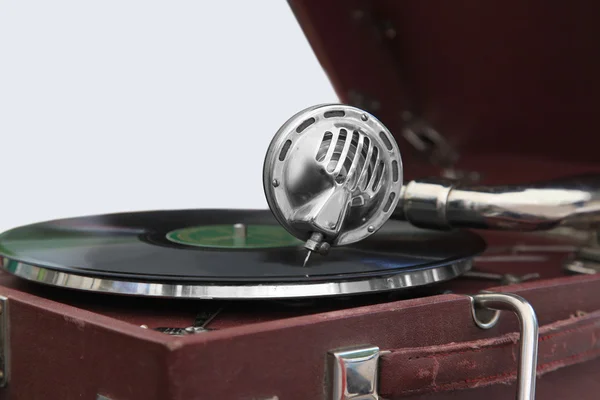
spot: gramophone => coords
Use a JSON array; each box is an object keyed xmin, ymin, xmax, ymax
[{"xmin": 0, "ymin": 1, "xmax": 600, "ymax": 399}]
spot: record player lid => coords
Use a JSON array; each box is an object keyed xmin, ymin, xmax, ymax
[{"xmin": 289, "ymin": 1, "xmax": 600, "ymax": 173}]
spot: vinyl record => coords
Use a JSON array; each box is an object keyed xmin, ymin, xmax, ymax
[{"xmin": 0, "ymin": 210, "xmax": 485, "ymax": 299}]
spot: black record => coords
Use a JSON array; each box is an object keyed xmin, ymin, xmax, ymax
[{"xmin": 0, "ymin": 210, "xmax": 485, "ymax": 299}]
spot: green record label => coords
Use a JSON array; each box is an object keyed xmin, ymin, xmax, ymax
[{"xmin": 165, "ymin": 224, "xmax": 302, "ymax": 249}]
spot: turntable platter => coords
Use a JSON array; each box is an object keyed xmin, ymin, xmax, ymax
[{"xmin": 0, "ymin": 210, "xmax": 485, "ymax": 299}]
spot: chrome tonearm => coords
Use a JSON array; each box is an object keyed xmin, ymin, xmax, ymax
[
  {"xmin": 394, "ymin": 175, "xmax": 600, "ymax": 232},
  {"xmin": 263, "ymin": 104, "xmax": 600, "ymax": 264}
]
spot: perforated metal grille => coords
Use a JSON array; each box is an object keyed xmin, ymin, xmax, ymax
[{"xmin": 315, "ymin": 129, "xmax": 385, "ymax": 193}]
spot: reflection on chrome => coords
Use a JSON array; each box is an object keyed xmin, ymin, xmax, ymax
[
  {"xmin": 0, "ymin": 257, "xmax": 472, "ymax": 299},
  {"xmin": 394, "ymin": 174, "xmax": 600, "ymax": 231}
]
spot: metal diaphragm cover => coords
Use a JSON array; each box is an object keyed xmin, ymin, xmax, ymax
[{"xmin": 263, "ymin": 104, "xmax": 403, "ymax": 247}]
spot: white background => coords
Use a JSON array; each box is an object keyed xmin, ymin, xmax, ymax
[{"xmin": 0, "ymin": 1, "xmax": 337, "ymax": 232}]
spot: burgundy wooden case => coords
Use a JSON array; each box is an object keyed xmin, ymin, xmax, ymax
[{"xmin": 1, "ymin": 1, "xmax": 600, "ymax": 399}]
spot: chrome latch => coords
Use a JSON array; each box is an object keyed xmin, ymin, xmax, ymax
[
  {"xmin": 0, "ymin": 296, "xmax": 9, "ymax": 387},
  {"xmin": 329, "ymin": 345, "xmax": 380, "ymax": 400}
]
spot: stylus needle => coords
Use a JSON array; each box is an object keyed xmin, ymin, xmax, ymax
[{"xmin": 303, "ymin": 250, "xmax": 312, "ymax": 267}]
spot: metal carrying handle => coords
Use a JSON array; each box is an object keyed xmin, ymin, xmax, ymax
[{"xmin": 470, "ymin": 293, "xmax": 539, "ymax": 400}]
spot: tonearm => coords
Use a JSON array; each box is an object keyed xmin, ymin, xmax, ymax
[{"xmin": 263, "ymin": 104, "xmax": 600, "ymax": 263}]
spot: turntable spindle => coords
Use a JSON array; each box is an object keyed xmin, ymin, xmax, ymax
[{"xmin": 233, "ymin": 223, "xmax": 247, "ymax": 247}]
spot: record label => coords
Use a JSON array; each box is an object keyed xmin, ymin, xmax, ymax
[{"xmin": 165, "ymin": 224, "xmax": 302, "ymax": 249}]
